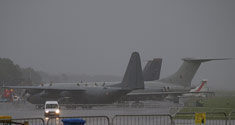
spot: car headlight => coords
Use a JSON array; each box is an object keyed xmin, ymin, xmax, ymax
[
  {"xmin": 55, "ymin": 109, "xmax": 60, "ymax": 114},
  {"xmin": 45, "ymin": 110, "xmax": 49, "ymax": 113}
]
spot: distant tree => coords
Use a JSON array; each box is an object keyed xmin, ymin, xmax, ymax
[
  {"xmin": 0, "ymin": 58, "xmax": 42, "ymax": 86},
  {"xmin": 0, "ymin": 58, "xmax": 22, "ymax": 86}
]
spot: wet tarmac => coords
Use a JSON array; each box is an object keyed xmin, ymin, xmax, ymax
[{"xmin": 0, "ymin": 101, "xmax": 179, "ymax": 119}]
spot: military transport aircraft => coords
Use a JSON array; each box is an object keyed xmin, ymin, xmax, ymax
[
  {"xmin": 119, "ymin": 58, "xmax": 229, "ymax": 104},
  {"xmin": 4, "ymin": 52, "xmax": 144, "ymax": 105}
]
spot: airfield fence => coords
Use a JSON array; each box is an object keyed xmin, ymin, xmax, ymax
[
  {"xmin": 0, "ymin": 118, "xmax": 44, "ymax": 125},
  {"xmin": 47, "ymin": 116, "xmax": 110, "ymax": 125},
  {"xmin": 3, "ymin": 112, "xmax": 235, "ymax": 125},
  {"xmin": 229, "ymin": 111, "xmax": 235, "ymax": 125}
]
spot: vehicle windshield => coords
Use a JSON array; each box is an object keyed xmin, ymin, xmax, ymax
[{"xmin": 46, "ymin": 104, "xmax": 58, "ymax": 109}]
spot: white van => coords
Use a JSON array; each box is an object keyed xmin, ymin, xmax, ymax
[{"xmin": 44, "ymin": 101, "xmax": 60, "ymax": 117}]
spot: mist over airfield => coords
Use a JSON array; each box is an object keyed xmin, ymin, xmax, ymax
[{"xmin": 0, "ymin": 0, "xmax": 234, "ymax": 90}]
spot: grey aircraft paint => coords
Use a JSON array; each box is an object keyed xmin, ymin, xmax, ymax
[
  {"xmin": 6, "ymin": 52, "xmax": 144, "ymax": 104},
  {"xmin": 121, "ymin": 58, "xmax": 230, "ymax": 102},
  {"xmin": 106, "ymin": 58, "xmax": 163, "ymax": 88},
  {"xmin": 143, "ymin": 58, "xmax": 162, "ymax": 81},
  {"xmin": 159, "ymin": 58, "xmax": 231, "ymax": 87}
]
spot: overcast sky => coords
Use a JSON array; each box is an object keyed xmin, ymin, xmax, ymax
[{"xmin": 0, "ymin": 0, "xmax": 234, "ymax": 90}]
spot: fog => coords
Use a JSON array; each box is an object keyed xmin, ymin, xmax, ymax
[{"xmin": 0, "ymin": 0, "xmax": 234, "ymax": 90}]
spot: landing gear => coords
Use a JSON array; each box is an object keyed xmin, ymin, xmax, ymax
[
  {"xmin": 81, "ymin": 105, "xmax": 92, "ymax": 109},
  {"xmin": 131, "ymin": 101, "xmax": 144, "ymax": 108},
  {"xmin": 116, "ymin": 101, "xmax": 129, "ymax": 108}
]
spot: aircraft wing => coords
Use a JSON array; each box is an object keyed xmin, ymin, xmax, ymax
[
  {"xmin": 2, "ymin": 86, "xmax": 86, "ymax": 91},
  {"xmin": 127, "ymin": 91, "xmax": 214, "ymax": 96}
]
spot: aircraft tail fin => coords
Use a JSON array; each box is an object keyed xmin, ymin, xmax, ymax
[
  {"xmin": 119, "ymin": 52, "xmax": 144, "ymax": 90},
  {"xmin": 160, "ymin": 58, "xmax": 230, "ymax": 87},
  {"xmin": 190, "ymin": 79, "xmax": 208, "ymax": 92},
  {"xmin": 143, "ymin": 58, "xmax": 162, "ymax": 81}
]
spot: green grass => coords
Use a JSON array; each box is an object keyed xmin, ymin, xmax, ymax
[
  {"xmin": 174, "ymin": 95, "xmax": 235, "ymax": 120},
  {"xmin": 202, "ymin": 96, "xmax": 235, "ymax": 108}
]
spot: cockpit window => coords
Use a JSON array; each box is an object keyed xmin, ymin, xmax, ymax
[{"xmin": 46, "ymin": 104, "xmax": 58, "ymax": 109}]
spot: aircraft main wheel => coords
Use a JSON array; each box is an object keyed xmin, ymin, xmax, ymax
[
  {"xmin": 82, "ymin": 105, "xmax": 92, "ymax": 109},
  {"xmin": 117, "ymin": 102, "xmax": 129, "ymax": 108},
  {"xmin": 131, "ymin": 102, "xmax": 144, "ymax": 108}
]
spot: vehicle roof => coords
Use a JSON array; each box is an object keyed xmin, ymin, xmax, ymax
[{"xmin": 45, "ymin": 101, "xmax": 58, "ymax": 104}]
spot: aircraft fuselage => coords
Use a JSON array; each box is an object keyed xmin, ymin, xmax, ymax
[{"xmin": 27, "ymin": 86, "xmax": 131, "ymax": 104}]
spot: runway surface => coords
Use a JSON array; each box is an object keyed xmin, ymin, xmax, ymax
[{"xmin": 0, "ymin": 101, "xmax": 179, "ymax": 119}]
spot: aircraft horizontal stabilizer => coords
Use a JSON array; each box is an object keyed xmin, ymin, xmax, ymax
[{"xmin": 182, "ymin": 58, "xmax": 232, "ymax": 62}]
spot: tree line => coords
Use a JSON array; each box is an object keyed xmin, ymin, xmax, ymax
[
  {"xmin": 0, "ymin": 58, "xmax": 42, "ymax": 86},
  {"xmin": 0, "ymin": 58, "xmax": 122, "ymax": 86}
]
